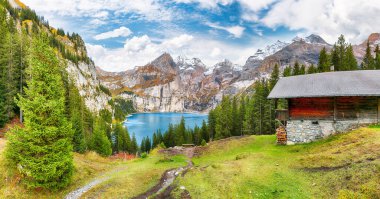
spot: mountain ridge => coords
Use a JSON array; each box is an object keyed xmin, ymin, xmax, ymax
[{"xmin": 97, "ymin": 33, "xmax": 378, "ymax": 112}]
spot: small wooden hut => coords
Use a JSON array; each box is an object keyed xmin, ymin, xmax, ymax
[{"xmin": 268, "ymin": 70, "xmax": 380, "ymax": 144}]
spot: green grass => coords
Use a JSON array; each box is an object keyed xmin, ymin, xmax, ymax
[
  {"xmin": 0, "ymin": 142, "xmax": 187, "ymax": 199},
  {"xmin": 81, "ymin": 148, "xmax": 187, "ymax": 198},
  {"xmin": 0, "ymin": 149, "xmax": 121, "ymax": 199},
  {"xmin": 1, "ymin": 128, "xmax": 379, "ymax": 198},
  {"xmin": 369, "ymin": 124, "xmax": 380, "ymax": 128},
  {"xmin": 172, "ymin": 128, "xmax": 380, "ymax": 199}
]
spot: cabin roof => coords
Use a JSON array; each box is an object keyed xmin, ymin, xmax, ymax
[{"xmin": 268, "ymin": 70, "xmax": 380, "ymax": 99}]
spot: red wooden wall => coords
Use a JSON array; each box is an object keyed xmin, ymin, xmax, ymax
[
  {"xmin": 289, "ymin": 98, "xmax": 334, "ymax": 120},
  {"xmin": 289, "ymin": 97, "xmax": 379, "ymax": 121},
  {"xmin": 336, "ymin": 97, "xmax": 378, "ymax": 120}
]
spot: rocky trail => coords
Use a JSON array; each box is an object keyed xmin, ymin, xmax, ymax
[
  {"xmin": 64, "ymin": 166, "xmax": 126, "ymax": 199},
  {"xmin": 133, "ymin": 147, "xmax": 196, "ymax": 199},
  {"xmin": 64, "ymin": 147, "xmax": 196, "ymax": 199}
]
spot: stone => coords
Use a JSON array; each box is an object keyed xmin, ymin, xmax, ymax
[{"xmin": 286, "ymin": 119, "xmax": 374, "ymax": 144}]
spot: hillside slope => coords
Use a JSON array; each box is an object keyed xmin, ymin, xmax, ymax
[
  {"xmin": 1, "ymin": 128, "xmax": 378, "ymax": 198},
  {"xmin": 171, "ymin": 127, "xmax": 380, "ymax": 198},
  {"xmin": 4, "ymin": 0, "xmax": 110, "ymax": 113}
]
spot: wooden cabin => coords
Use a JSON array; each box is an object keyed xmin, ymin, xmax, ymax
[{"xmin": 268, "ymin": 70, "xmax": 380, "ymax": 144}]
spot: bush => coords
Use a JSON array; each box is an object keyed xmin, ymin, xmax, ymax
[
  {"xmin": 157, "ymin": 157, "xmax": 174, "ymax": 163},
  {"xmin": 201, "ymin": 139, "xmax": 207, "ymax": 146},
  {"xmin": 99, "ymin": 84, "xmax": 112, "ymax": 96},
  {"xmin": 159, "ymin": 142, "xmax": 167, "ymax": 149},
  {"xmin": 141, "ymin": 152, "xmax": 148, "ymax": 159}
]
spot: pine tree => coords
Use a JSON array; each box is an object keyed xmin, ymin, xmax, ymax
[
  {"xmin": 282, "ymin": 66, "xmax": 292, "ymax": 77},
  {"xmin": 6, "ymin": 36, "xmax": 74, "ymax": 189},
  {"xmin": 300, "ymin": 64, "xmax": 306, "ymax": 75},
  {"xmin": 91, "ymin": 118, "xmax": 112, "ymax": 156},
  {"xmin": 329, "ymin": 35, "xmax": 358, "ymax": 71},
  {"xmin": 307, "ymin": 64, "xmax": 317, "ymax": 74},
  {"xmin": 145, "ymin": 136, "xmax": 151, "ymax": 153},
  {"xmin": 231, "ymin": 96, "xmax": 240, "ymax": 136},
  {"xmin": 215, "ymin": 96, "xmax": 232, "ymax": 139},
  {"xmin": 200, "ymin": 120, "xmax": 209, "ymax": 142},
  {"xmin": 292, "ymin": 61, "xmax": 300, "ymax": 75},
  {"xmin": 140, "ymin": 137, "xmax": 146, "ymax": 153},
  {"xmin": 208, "ymin": 109, "xmax": 216, "ymax": 140},
  {"xmin": 362, "ymin": 40, "xmax": 374, "ymax": 70},
  {"xmin": 0, "ymin": 8, "xmax": 8, "ymax": 127},
  {"xmin": 269, "ymin": 64, "xmax": 279, "ymax": 90},
  {"xmin": 375, "ymin": 45, "xmax": 380, "ymax": 69},
  {"xmin": 345, "ymin": 45, "xmax": 358, "ymax": 70},
  {"xmin": 238, "ymin": 96, "xmax": 246, "ymax": 136},
  {"xmin": 130, "ymin": 133, "xmax": 138, "ymax": 154},
  {"xmin": 243, "ymin": 97, "xmax": 255, "ymax": 134},
  {"xmin": 68, "ymin": 84, "xmax": 86, "ymax": 153},
  {"xmin": 174, "ymin": 117, "xmax": 186, "ymax": 145},
  {"xmin": 193, "ymin": 126, "xmax": 201, "ymax": 145},
  {"xmin": 152, "ymin": 132, "xmax": 159, "ymax": 149},
  {"xmin": 318, "ymin": 47, "xmax": 330, "ymax": 72},
  {"xmin": 122, "ymin": 127, "xmax": 131, "ymax": 153}
]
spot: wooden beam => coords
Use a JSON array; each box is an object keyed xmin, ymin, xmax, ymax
[
  {"xmin": 378, "ymin": 97, "xmax": 380, "ymax": 123},
  {"xmin": 334, "ymin": 97, "xmax": 337, "ymax": 122}
]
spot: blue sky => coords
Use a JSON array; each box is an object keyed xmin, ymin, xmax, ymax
[{"xmin": 22, "ymin": 0, "xmax": 380, "ymax": 71}]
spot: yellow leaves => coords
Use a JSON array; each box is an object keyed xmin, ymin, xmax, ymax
[{"xmin": 15, "ymin": 0, "xmax": 27, "ymax": 9}]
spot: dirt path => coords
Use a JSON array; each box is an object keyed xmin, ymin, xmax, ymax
[
  {"xmin": 64, "ymin": 166, "xmax": 126, "ymax": 199},
  {"xmin": 65, "ymin": 147, "xmax": 195, "ymax": 199},
  {"xmin": 65, "ymin": 177, "xmax": 110, "ymax": 199},
  {"xmin": 132, "ymin": 147, "xmax": 195, "ymax": 199}
]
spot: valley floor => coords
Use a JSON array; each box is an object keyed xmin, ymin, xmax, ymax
[{"xmin": 0, "ymin": 127, "xmax": 379, "ymax": 198}]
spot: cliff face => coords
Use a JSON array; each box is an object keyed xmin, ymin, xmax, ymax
[
  {"xmin": 66, "ymin": 61, "xmax": 110, "ymax": 112},
  {"xmin": 97, "ymin": 55, "xmax": 245, "ymax": 112},
  {"xmin": 8, "ymin": 0, "xmax": 110, "ymax": 113}
]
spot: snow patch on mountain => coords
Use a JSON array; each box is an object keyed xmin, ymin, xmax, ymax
[
  {"xmin": 176, "ymin": 55, "xmax": 206, "ymax": 71},
  {"xmin": 249, "ymin": 40, "xmax": 289, "ymax": 61},
  {"xmin": 231, "ymin": 80, "xmax": 255, "ymax": 90}
]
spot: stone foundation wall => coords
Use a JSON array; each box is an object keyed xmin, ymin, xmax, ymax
[{"xmin": 286, "ymin": 119, "xmax": 376, "ymax": 145}]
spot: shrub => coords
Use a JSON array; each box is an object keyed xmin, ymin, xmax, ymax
[
  {"xmin": 141, "ymin": 152, "xmax": 148, "ymax": 159},
  {"xmin": 201, "ymin": 139, "xmax": 207, "ymax": 146}
]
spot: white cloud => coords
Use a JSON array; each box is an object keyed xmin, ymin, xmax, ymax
[
  {"xmin": 89, "ymin": 19, "xmax": 106, "ymax": 26},
  {"xmin": 88, "ymin": 34, "xmax": 258, "ymax": 72},
  {"xmin": 93, "ymin": 11, "xmax": 109, "ymax": 19},
  {"xmin": 124, "ymin": 35, "xmax": 152, "ymax": 52},
  {"xmin": 22, "ymin": 0, "xmax": 174, "ymax": 21},
  {"xmin": 88, "ymin": 34, "xmax": 195, "ymax": 71},
  {"xmin": 94, "ymin": 27, "xmax": 133, "ymax": 40},
  {"xmin": 173, "ymin": 0, "xmax": 233, "ymax": 8},
  {"xmin": 260, "ymin": 0, "xmax": 380, "ymax": 43},
  {"xmin": 206, "ymin": 22, "xmax": 245, "ymax": 38},
  {"xmin": 211, "ymin": 47, "xmax": 221, "ymax": 57},
  {"xmin": 162, "ymin": 34, "xmax": 194, "ymax": 48}
]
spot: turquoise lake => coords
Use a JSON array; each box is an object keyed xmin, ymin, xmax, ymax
[{"xmin": 124, "ymin": 112, "xmax": 208, "ymax": 144}]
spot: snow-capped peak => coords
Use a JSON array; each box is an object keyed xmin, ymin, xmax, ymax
[
  {"xmin": 176, "ymin": 55, "xmax": 206, "ymax": 71},
  {"xmin": 291, "ymin": 34, "xmax": 328, "ymax": 45},
  {"xmin": 213, "ymin": 59, "xmax": 242, "ymax": 71},
  {"xmin": 305, "ymin": 34, "xmax": 329, "ymax": 45},
  {"xmin": 249, "ymin": 40, "xmax": 289, "ymax": 61},
  {"xmin": 292, "ymin": 36, "xmax": 303, "ymax": 43}
]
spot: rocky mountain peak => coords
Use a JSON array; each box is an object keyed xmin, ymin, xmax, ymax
[
  {"xmin": 150, "ymin": 53, "xmax": 177, "ymax": 72},
  {"xmin": 364, "ymin": 33, "xmax": 380, "ymax": 45},
  {"xmin": 292, "ymin": 36, "xmax": 303, "ymax": 43},
  {"xmin": 305, "ymin": 34, "xmax": 329, "ymax": 45},
  {"xmin": 248, "ymin": 40, "xmax": 289, "ymax": 62},
  {"xmin": 176, "ymin": 56, "xmax": 206, "ymax": 71}
]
